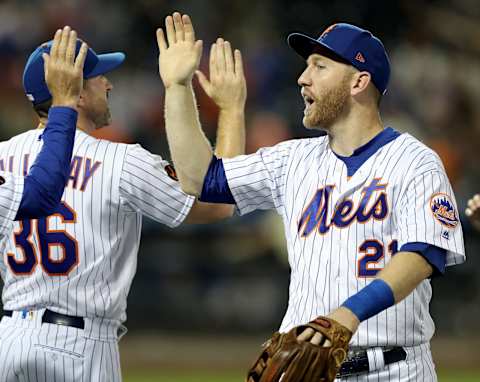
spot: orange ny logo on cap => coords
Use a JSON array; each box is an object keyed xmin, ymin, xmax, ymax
[{"xmin": 321, "ymin": 23, "xmax": 338, "ymax": 37}]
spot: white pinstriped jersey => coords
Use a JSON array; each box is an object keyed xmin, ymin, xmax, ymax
[
  {"xmin": 0, "ymin": 172, "xmax": 24, "ymax": 247},
  {"xmin": 223, "ymin": 130, "xmax": 465, "ymax": 348},
  {"xmin": 0, "ymin": 129, "xmax": 194, "ymax": 323}
]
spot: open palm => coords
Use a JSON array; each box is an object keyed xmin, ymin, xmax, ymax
[{"xmin": 157, "ymin": 13, "xmax": 203, "ymax": 88}]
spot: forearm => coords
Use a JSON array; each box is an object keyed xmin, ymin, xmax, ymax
[
  {"xmin": 332, "ymin": 251, "xmax": 433, "ymax": 332},
  {"xmin": 16, "ymin": 107, "xmax": 77, "ymax": 219},
  {"xmin": 164, "ymin": 84, "xmax": 213, "ymax": 196},
  {"xmin": 376, "ymin": 251, "xmax": 433, "ymax": 302},
  {"xmin": 215, "ymin": 106, "xmax": 245, "ymax": 158}
]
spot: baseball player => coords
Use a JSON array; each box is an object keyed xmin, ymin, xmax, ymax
[
  {"xmin": 160, "ymin": 16, "xmax": 465, "ymax": 381},
  {"xmin": 0, "ymin": 26, "xmax": 85, "ymax": 245},
  {"xmin": 0, "ymin": 15, "xmax": 246, "ymax": 382},
  {"xmin": 465, "ymin": 194, "xmax": 480, "ymax": 232}
]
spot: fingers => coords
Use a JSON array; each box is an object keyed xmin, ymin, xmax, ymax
[
  {"xmin": 156, "ymin": 28, "xmax": 167, "ymax": 52},
  {"xmin": 224, "ymin": 41, "xmax": 234, "ymax": 73},
  {"xmin": 209, "ymin": 43, "xmax": 217, "ymax": 78},
  {"xmin": 165, "ymin": 15, "xmax": 176, "ymax": 45},
  {"xmin": 42, "ymin": 53, "xmax": 50, "ymax": 78},
  {"xmin": 297, "ymin": 327, "xmax": 314, "ymax": 342},
  {"xmin": 49, "ymin": 29, "xmax": 62, "ymax": 60},
  {"xmin": 194, "ymin": 39, "xmax": 203, "ymax": 61},
  {"xmin": 466, "ymin": 194, "xmax": 480, "ymax": 217},
  {"xmin": 195, "ymin": 70, "xmax": 212, "ymax": 96},
  {"xmin": 210, "ymin": 39, "xmax": 242, "ymax": 77},
  {"xmin": 163, "ymin": 12, "xmax": 195, "ymax": 46},
  {"xmin": 310, "ymin": 332, "xmax": 323, "ymax": 345},
  {"xmin": 57, "ymin": 25, "xmax": 71, "ymax": 60},
  {"xmin": 297, "ymin": 327, "xmax": 331, "ymax": 346},
  {"xmin": 216, "ymin": 38, "xmax": 226, "ymax": 73},
  {"xmin": 182, "ymin": 14, "xmax": 195, "ymax": 42},
  {"xmin": 74, "ymin": 42, "xmax": 88, "ymax": 72},
  {"xmin": 234, "ymin": 49, "xmax": 244, "ymax": 77},
  {"xmin": 65, "ymin": 29, "xmax": 77, "ymax": 65},
  {"xmin": 173, "ymin": 12, "xmax": 184, "ymax": 42}
]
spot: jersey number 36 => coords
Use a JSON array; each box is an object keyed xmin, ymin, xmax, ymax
[{"xmin": 7, "ymin": 201, "xmax": 78, "ymax": 276}]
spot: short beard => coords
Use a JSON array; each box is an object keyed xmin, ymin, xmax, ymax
[
  {"xmin": 303, "ymin": 77, "xmax": 350, "ymax": 130},
  {"xmin": 90, "ymin": 108, "xmax": 111, "ymax": 129}
]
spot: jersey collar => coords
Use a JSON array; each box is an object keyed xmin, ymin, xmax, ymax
[{"xmin": 332, "ymin": 127, "xmax": 401, "ymax": 177}]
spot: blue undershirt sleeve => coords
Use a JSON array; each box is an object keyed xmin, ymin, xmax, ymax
[
  {"xmin": 15, "ymin": 106, "xmax": 77, "ymax": 220},
  {"xmin": 400, "ymin": 242, "xmax": 447, "ymax": 276},
  {"xmin": 199, "ymin": 155, "xmax": 235, "ymax": 204}
]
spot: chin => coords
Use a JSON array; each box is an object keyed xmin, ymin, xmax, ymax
[{"xmin": 302, "ymin": 115, "xmax": 323, "ymax": 131}]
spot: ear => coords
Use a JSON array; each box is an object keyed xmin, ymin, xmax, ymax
[
  {"xmin": 350, "ymin": 71, "xmax": 371, "ymax": 96},
  {"xmin": 77, "ymin": 90, "xmax": 87, "ymax": 108}
]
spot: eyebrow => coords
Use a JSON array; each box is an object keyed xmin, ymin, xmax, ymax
[{"xmin": 307, "ymin": 55, "xmax": 326, "ymax": 65}]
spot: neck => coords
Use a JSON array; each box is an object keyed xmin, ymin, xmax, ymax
[
  {"xmin": 327, "ymin": 104, "xmax": 383, "ymax": 156},
  {"xmin": 38, "ymin": 111, "xmax": 95, "ymax": 135},
  {"xmin": 75, "ymin": 112, "xmax": 96, "ymax": 135}
]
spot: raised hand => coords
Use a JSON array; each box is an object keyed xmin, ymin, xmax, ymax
[
  {"xmin": 195, "ymin": 38, "xmax": 246, "ymax": 111},
  {"xmin": 466, "ymin": 194, "xmax": 480, "ymax": 232},
  {"xmin": 42, "ymin": 26, "xmax": 88, "ymax": 109},
  {"xmin": 157, "ymin": 12, "xmax": 203, "ymax": 88}
]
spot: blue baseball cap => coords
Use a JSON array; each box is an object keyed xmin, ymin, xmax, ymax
[
  {"xmin": 287, "ymin": 23, "xmax": 390, "ymax": 95},
  {"xmin": 23, "ymin": 39, "xmax": 126, "ymax": 105}
]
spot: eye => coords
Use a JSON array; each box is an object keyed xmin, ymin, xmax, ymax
[{"xmin": 315, "ymin": 63, "xmax": 326, "ymax": 69}]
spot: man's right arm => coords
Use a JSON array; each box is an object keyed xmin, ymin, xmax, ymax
[
  {"xmin": 15, "ymin": 26, "xmax": 87, "ymax": 220},
  {"xmin": 158, "ymin": 13, "xmax": 214, "ymax": 197}
]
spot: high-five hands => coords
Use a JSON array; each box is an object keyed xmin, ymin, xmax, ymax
[
  {"xmin": 157, "ymin": 12, "xmax": 203, "ymax": 88},
  {"xmin": 43, "ymin": 26, "xmax": 88, "ymax": 109},
  {"xmin": 196, "ymin": 38, "xmax": 246, "ymax": 111}
]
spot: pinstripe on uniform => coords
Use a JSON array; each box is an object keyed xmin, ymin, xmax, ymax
[
  {"xmin": 0, "ymin": 128, "xmax": 194, "ymax": 381},
  {"xmin": 223, "ymin": 132, "xmax": 465, "ymax": 381},
  {"xmin": 0, "ymin": 172, "xmax": 24, "ymax": 241}
]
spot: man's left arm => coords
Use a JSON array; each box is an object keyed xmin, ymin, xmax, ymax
[
  {"xmin": 305, "ymin": 167, "xmax": 466, "ymax": 341},
  {"xmin": 185, "ymin": 37, "xmax": 247, "ymax": 223},
  {"xmin": 326, "ymin": 251, "xmax": 433, "ymax": 335}
]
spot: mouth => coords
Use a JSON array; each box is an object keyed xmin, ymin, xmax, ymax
[
  {"xmin": 302, "ymin": 92, "xmax": 315, "ymax": 114},
  {"xmin": 303, "ymin": 95, "xmax": 314, "ymax": 107}
]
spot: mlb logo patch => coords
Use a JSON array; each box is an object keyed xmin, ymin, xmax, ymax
[{"xmin": 430, "ymin": 193, "xmax": 459, "ymax": 229}]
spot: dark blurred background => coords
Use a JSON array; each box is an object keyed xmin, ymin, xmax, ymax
[{"xmin": 1, "ymin": 0, "xmax": 479, "ymax": 379}]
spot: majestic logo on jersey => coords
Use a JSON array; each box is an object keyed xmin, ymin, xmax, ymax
[
  {"xmin": 298, "ymin": 178, "xmax": 388, "ymax": 237},
  {"xmin": 430, "ymin": 193, "xmax": 458, "ymax": 229}
]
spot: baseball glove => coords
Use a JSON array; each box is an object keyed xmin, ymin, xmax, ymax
[{"xmin": 246, "ymin": 316, "xmax": 352, "ymax": 382}]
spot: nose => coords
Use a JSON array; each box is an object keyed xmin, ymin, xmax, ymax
[{"xmin": 297, "ymin": 66, "xmax": 311, "ymax": 87}]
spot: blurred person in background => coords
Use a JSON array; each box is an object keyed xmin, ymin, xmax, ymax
[
  {"xmin": 0, "ymin": 19, "xmax": 246, "ymax": 381},
  {"xmin": 466, "ymin": 194, "xmax": 480, "ymax": 232}
]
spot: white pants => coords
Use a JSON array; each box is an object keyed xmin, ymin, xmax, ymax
[
  {"xmin": 338, "ymin": 343, "xmax": 437, "ymax": 382},
  {"xmin": 0, "ymin": 310, "xmax": 123, "ymax": 382}
]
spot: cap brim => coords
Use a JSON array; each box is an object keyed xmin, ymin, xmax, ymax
[
  {"xmin": 287, "ymin": 33, "xmax": 349, "ymax": 64},
  {"xmin": 86, "ymin": 52, "xmax": 125, "ymax": 79}
]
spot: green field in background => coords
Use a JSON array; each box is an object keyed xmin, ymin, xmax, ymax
[{"xmin": 123, "ymin": 370, "xmax": 480, "ymax": 382}]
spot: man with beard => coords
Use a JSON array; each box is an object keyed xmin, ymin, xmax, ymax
[
  {"xmin": 0, "ymin": 17, "xmax": 246, "ymax": 380},
  {"xmin": 160, "ymin": 18, "xmax": 465, "ymax": 381}
]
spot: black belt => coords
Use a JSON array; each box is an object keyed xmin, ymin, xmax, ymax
[
  {"xmin": 337, "ymin": 347, "xmax": 406, "ymax": 378},
  {"xmin": 3, "ymin": 309, "xmax": 85, "ymax": 330}
]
